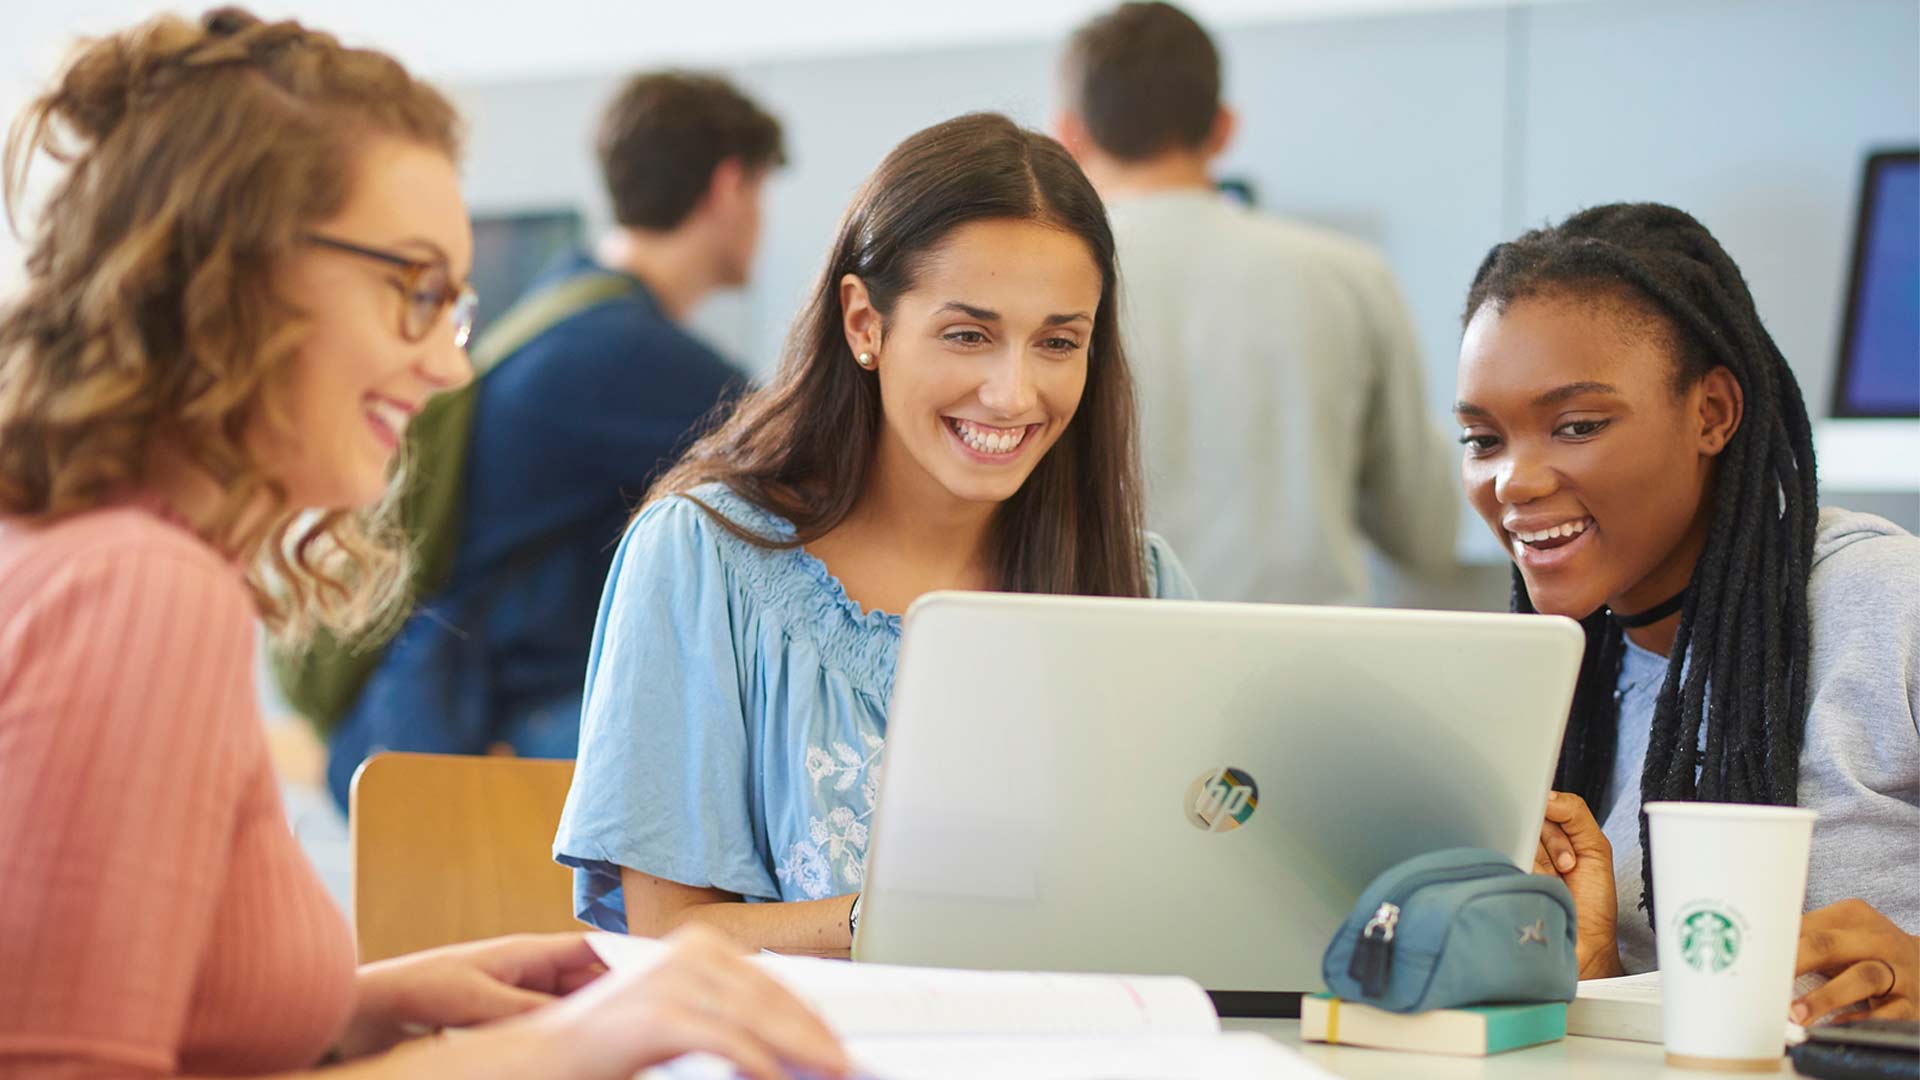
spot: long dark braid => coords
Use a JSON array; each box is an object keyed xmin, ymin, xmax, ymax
[{"xmin": 1464, "ymin": 204, "xmax": 1819, "ymax": 923}]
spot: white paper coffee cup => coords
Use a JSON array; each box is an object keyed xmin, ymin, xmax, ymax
[{"xmin": 1646, "ymin": 801, "xmax": 1816, "ymax": 1072}]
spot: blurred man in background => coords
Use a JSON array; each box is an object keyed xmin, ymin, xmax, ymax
[{"xmin": 1057, "ymin": 2, "xmax": 1458, "ymax": 605}]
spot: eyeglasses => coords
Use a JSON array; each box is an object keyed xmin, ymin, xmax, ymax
[{"xmin": 303, "ymin": 233, "xmax": 479, "ymax": 349}]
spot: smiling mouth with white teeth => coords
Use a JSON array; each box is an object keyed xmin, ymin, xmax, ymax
[
  {"xmin": 364, "ymin": 395, "xmax": 412, "ymax": 447},
  {"xmin": 945, "ymin": 416, "xmax": 1035, "ymax": 457},
  {"xmin": 1510, "ymin": 517, "xmax": 1592, "ymax": 549}
]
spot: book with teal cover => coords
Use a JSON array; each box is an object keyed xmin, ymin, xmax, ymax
[{"xmin": 1302, "ymin": 994, "xmax": 1567, "ymax": 1056}]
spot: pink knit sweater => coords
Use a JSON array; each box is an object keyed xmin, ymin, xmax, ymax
[{"xmin": 0, "ymin": 505, "xmax": 356, "ymax": 1077}]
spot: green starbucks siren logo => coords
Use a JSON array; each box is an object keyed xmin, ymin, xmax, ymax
[{"xmin": 1675, "ymin": 904, "xmax": 1745, "ymax": 974}]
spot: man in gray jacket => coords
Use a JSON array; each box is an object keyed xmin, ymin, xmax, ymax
[{"xmin": 1056, "ymin": 2, "xmax": 1459, "ymax": 604}]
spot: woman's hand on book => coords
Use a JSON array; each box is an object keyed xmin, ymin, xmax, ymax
[
  {"xmin": 1534, "ymin": 790, "xmax": 1624, "ymax": 979},
  {"xmin": 528, "ymin": 923, "xmax": 850, "ymax": 1080},
  {"xmin": 1792, "ymin": 899, "xmax": 1919, "ymax": 1024},
  {"xmin": 338, "ymin": 933, "xmax": 610, "ymax": 1059}
]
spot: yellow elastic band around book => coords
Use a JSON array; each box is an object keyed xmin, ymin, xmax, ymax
[{"xmin": 1327, "ymin": 997, "xmax": 1340, "ymax": 1044}]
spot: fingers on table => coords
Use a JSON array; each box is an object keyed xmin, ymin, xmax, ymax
[{"xmin": 1793, "ymin": 959, "xmax": 1897, "ymax": 1022}]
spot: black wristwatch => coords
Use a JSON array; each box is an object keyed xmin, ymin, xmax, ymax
[{"xmin": 849, "ymin": 892, "xmax": 863, "ymax": 938}]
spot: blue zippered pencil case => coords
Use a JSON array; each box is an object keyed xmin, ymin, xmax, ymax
[{"xmin": 1321, "ymin": 847, "xmax": 1578, "ymax": 1013}]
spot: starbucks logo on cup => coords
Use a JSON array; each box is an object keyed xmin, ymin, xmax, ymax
[
  {"xmin": 1185, "ymin": 767, "xmax": 1259, "ymax": 833},
  {"xmin": 1673, "ymin": 902, "xmax": 1748, "ymax": 974}
]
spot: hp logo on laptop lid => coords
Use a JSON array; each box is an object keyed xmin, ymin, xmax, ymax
[{"xmin": 1185, "ymin": 766, "xmax": 1259, "ymax": 833}]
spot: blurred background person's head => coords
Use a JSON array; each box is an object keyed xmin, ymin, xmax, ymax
[
  {"xmin": 1054, "ymin": 1, "xmax": 1234, "ymax": 199},
  {"xmin": 594, "ymin": 71, "xmax": 784, "ymax": 319}
]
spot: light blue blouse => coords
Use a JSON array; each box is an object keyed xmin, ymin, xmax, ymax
[{"xmin": 553, "ymin": 482, "xmax": 1197, "ymax": 931}]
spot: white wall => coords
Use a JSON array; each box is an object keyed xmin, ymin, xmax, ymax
[
  {"xmin": 452, "ymin": 0, "xmax": 1917, "ymax": 537},
  {"xmin": 1, "ymin": 1, "xmax": 1571, "ymax": 84},
  {"xmin": 0, "ymin": 0, "xmax": 1569, "ymax": 300},
  {"xmin": 1520, "ymin": 0, "xmax": 1920, "ymax": 423},
  {"xmin": 10, "ymin": 0, "xmax": 1909, "ymax": 399}
]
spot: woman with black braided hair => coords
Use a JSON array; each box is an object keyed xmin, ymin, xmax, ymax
[{"xmin": 1453, "ymin": 203, "xmax": 1919, "ymax": 1023}]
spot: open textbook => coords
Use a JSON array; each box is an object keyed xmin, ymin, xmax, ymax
[
  {"xmin": 588, "ymin": 933, "xmax": 1334, "ymax": 1080},
  {"xmin": 1566, "ymin": 971, "xmax": 1663, "ymax": 1043}
]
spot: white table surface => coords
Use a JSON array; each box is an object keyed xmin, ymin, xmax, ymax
[{"xmin": 1224, "ymin": 1019, "xmax": 1799, "ymax": 1079}]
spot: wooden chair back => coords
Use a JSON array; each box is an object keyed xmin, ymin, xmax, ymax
[{"xmin": 349, "ymin": 751, "xmax": 580, "ymax": 962}]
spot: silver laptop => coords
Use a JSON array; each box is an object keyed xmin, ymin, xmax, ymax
[{"xmin": 852, "ymin": 593, "xmax": 1584, "ymax": 997}]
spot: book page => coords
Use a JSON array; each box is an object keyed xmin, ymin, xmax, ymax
[
  {"xmin": 1576, "ymin": 970, "xmax": 1827, "ymax": 1003},
  {"xmin": 1574, "ymin": 970, "xmax": 1662, "ymax": 1004},
  {"xmin": 1568, "ymin": 970, "xmax": 1820, "ymax": 1043},
  {"xmin": 1567, "ymin": 971, "xmax": 1665, "ymax": 1044},
  {"xmin": 589, "ymin": 933, "xmax": 1219, "ymax": 1039},
  {"xmin": 645, "ymin": 1035, "xmax": 1337, "ymax": 1080}
]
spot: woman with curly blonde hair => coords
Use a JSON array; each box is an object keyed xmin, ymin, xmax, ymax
[{"xmin": 0, "ymin": 8, "xmax": 844, "ymax": 1079}]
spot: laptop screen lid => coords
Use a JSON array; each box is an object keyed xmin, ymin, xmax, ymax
[{"xmin": 853, "ymin": 593, "xmax": 1583, "ymax": 1000}]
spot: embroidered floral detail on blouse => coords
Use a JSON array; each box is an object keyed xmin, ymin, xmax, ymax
[
  {"xmin": 777, "ymin": 732, "xmax": 884, "ymax": 898},
  {"xmin": 774, "ymin": 839, "xmax": 833, "ymax": 899}
]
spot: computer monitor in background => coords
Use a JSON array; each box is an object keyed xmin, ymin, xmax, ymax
[
  {"xmin": 1215, "ymin": 176, "xmax": 1258, "ymax": 208},
  {"xmin": 1816, "ymin": 148, "xmax": 1919, "ymax": 534},
  {"xmin": 467, "ymin": 210, "xmax": 585, "ymax": 343},
  {"xmin": 1833, "ymin": 149, "xmax": 1919, "ymax": 418}
]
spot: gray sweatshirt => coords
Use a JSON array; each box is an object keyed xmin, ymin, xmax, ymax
[
  {"xmin": 1601, "ymin": 507, "xmax": 1920, "ymax": 974},
  {"xmin": 1106, "ymin": 191, "xmax": 1459, "ymax": 605}
]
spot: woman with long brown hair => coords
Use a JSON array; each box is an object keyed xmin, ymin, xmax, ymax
[
  {"xmin": 554, "ymin": 112, "xmax": 1195, "ymax": 954},
  {"xmin": 0, "ymin": 10, "xmax": 844, "ymax": 1078}
]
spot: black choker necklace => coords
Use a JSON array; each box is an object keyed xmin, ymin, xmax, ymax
[{"xmin": 1609, "ymin": 588, "xmax": 1688, "ymax": 629}]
